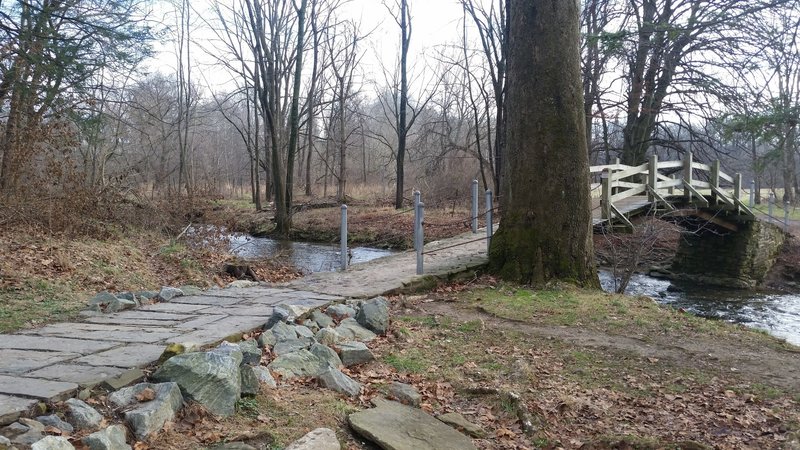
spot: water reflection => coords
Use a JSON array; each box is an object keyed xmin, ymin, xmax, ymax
[
  {"xmin": 599, "ymin": 270, "xmax": 800, "ymax": 346},
  {"xmin": 228, "ymin": 234, "xmax": 396, "ymax": 273}
]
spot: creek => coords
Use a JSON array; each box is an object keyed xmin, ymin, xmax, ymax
[{"xmin": 599, "ymin": 270, "xmax": 800, "ymax": 346}]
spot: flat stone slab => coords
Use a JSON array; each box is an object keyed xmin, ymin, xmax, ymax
[
  {"xmin": 84, "ymin": 316, "xmax": 186, "ymax": 327},
  {"xmin": 170, "ymin": 295, "xmax": 245, "ymax": 305},
  {"xmin": 75, "ymin": 344, "xmax": 166, "ymax": 368},
  {"xmin": 23, "ymin": 323, "xmax": 179, "ymax": 343},
  {"xmin": 0, "ymin": 394, "xmax": 37, "ymax": 425},
  {"xmin": 0, "ymin": 374, "xmax": 77, "ymax": 401},
  {"xmin": 203, "ymin": 304, "xmax": 274, "ymax": 317},
  {"xmin": 25, "ymin": 364, "xmax": 127, "ymax": 387},
  {"xmin": 138, "ymin": 303, "xmax": 211, "ymax": 313},
  {"xmin": 0, "ymin": 335, "xmax": 117, "ymax": 354},
  {"xmin": 94, "ymin": 310, "xmax": 196, "ymax": 321},
  {"xmin": 348, "ymin": 399, "xmax": 477, "ymax": 450},
  {"xmin": 170, "ymin": 316, "xmax": 270, "ymax": 345},
  {"xmin": 174, "ymin": 315, "xmax": 227, "ymax": 330},
  {"xmin": 0, "ymin": 350, "xmax": 81, "ymax": 374}
]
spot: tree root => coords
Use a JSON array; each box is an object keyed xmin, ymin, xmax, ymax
[{"xmin": 466, "ymin": 386, "xmax": 538, "ymax": 436}]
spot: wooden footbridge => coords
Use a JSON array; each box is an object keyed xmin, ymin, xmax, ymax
[{"xmin": 590, "ymin": 153, "xmax": 755, "ymax": 230}]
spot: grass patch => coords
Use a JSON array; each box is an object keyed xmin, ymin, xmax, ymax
[
  {"xmin": 0, "ymin": 278, "xmax": 84, "ymax": 332},
  {"xmin": 384, "ymin": 352, "xmax": 429, "ymax": 373}
]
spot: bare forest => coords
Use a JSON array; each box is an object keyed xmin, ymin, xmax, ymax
[{"xmin": 2, "ymin": 0, "xmax": 800, "ymax": 233}]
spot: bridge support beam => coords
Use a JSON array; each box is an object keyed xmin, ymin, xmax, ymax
[{"xmin": 668, "ymin": 221, "xmax": 785, "ymax": 288}]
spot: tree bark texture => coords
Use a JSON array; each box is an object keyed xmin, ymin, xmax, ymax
[{"xmin": 489, "ymin": 0, "xmax": 599, "ymax": 287}]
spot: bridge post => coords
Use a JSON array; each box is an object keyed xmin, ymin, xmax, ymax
[
  {"xmin": 769, "ymin": 192, "xmax": 775, "ymax": 223},
  {"xmin": 669, "ymin": 174, "xmax": 676, "ymax": 195},
  {"xmin": 711, "ymin": 160, "xmax": 720, "ymax": 205},
  {"xmin": 601, "ymin": 169, "xmax": 611, "ymax": 220},
  {"xmin": 735, "ymin": 174, "xmax": 743, "ymax": 213},
  {"xmin": 340, "ymin": 205, "xmax": 348, "ymax": 271},
  {"xmin": 683, "ymin": 152, "xmax": 693, "ymax": 202},
  {"xmin": 749, "ymin": 180, "xmax": 755, "ymax": 207},
  {"xmin": 648, "ymin": 154, "xmax": 658, "ymax": 202},
  {"xmin": 471, "ymin": 180, "xmax": 479, "ymax": 234}
]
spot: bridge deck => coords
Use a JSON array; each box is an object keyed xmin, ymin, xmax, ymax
[{"xmin": 591, "ymin": 196, "xmax": 652, "ymax": 226}]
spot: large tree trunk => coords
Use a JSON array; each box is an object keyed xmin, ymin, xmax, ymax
[
  {"xmin": 489, "ymin": 0, "xmax": 598, "ymax": 287},
  {"xmin": 394, "ymin": 0, "xmax": 409, "ymax": 209}
]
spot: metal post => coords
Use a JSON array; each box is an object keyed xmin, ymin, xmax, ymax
[
  {"xmin": 415, "ymin": 201, "xmax": 424, "ymax": 275},
  {"xmin": 471, "ymin": 180, "xmax": 479, "ymax": 233},
  {"xmin": 486, "ymin": 190, "xmax": 493, "ymax": 253},
  {"xmin": 785, "ymin": 201, "xmax": 790, "ymax": 231},
  {"xmin": 413, "ymin": 191, "xmax": 421, "ymax": 252},
  {"xmin": 749, "ymin": 180, "xmax": 755, "ymax": 207},
  {"xmin": 340, "ymin": 205, "xmax": 348, "ymax": 271},
  {"xmin": 769, "ymin": 192, "xmax": 775, "ymax": 223}
]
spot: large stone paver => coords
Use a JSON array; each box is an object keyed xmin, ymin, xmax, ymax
[
  {"xmin": 0, "ymin": 335, "xmax": 117, "ymax": 354},
  {"xmin": 0, "ymin": 374, "xmax": 77, "ymax": 401},
  {"xmin": 75, "ymin": 344, "xmax": 166, "ymax": 368},
  {"xmin": 25, "ymin": 364, "xmax": 128, "ymax": 387},
  {"xmin": 24, "ymin": 323, "xmax": 180, "ymax": 343},
  {"xmin": 0, "ymin": 350, "xmax": 80, "ymax": 375},
  {"xmin": 139, "ymin": 303, "xmax": 211, "ymax": 313},
  {"xmin": 169, "ymin": 295, "xmax": 246, "ymax": 305},
  {"xmin": 0, "ymin": 394, "xmax": 36, "ymax": 425},
  {"xmin": 169, "ymin": 315, "xmax": 270, "ymax": 345}
]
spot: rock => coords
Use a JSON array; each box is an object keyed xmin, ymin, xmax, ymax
[
  {"xmin": 273, "ymin": 338, "xmax": 313, "ymax": 356},
  {"xmin": 437, "ymin": 412, "xmax": 486, "ymax": 438},
  {"xmin": 214, "ymin": 341, "xmax": 244, "ymax": 366},
  {"xmin": 82, "ymin": 425, "xmax": 131, "ymax": 450},
  {"xmin": 301, "ymin": 319, "xmax": 320, "ymax": 333},
  {"xmin": 349, "ymin": 399, "xmax": 477, "ymax": 450},
  {"xmin": 35, "ymin": 415, "xmax": 73, "ymax": 433},
  {"xmin": 77, "ymin": 389, "xmax": 92, "ymax": 401},
  {"xmin": 311, "ymin": 310, "xmax": 334, "ymax": 329},
  {"xmin": 252, "ymin": 367, "xmax": 277, "ymax": 388},
  {"xmin": 267, "ymin": 350, "xmax": 330, "ymax": 379},
  {"xmin": 389, "ymin": 382, "xmax": 421, "ymax": 407},
  {"xmin": 239, "ymin": 366, "xmax": 260, "ymax": 396},
  {"xmin": 158, "ymin": 342, "xmax": 200, "ymax": 364},
  {"xmin": 134, "ymin": 291, "xmax": 158, "ymax": 300},
  {"xmin": 238, "ymin": 340, "xmax": 261, "ymax": 366},
  {"xmin": 294, "ymin": 325, "xmax": 315, "ymax": 339},
  {"xmin": 152, "ymin": 349, "xmax": 241, "ymax": 417},
  {"xmin": 337, "ymin": 342, "xmax": 374, "ymax": 367},
  {"xmin": 263, "ymin": 305, "xmax": 294, "ymax": 329},
  {"xmin": 88, "ymin": 292, "xmax": 136, "ymax": 313},
  {"xmin": 326, "ymin": 304, "xmax": 356, "ymax": 320},
  {"xmin": 310, "ymin": 343, "xmax": 342, "ymax": 368},
  {"xmin": 157, "ymin": 286, "xmax": 184, "ymax": 302},
  {"xmin": 206, "ymin": 443, "xmax": 256, "ymax": 450},
  {"xmin": 31, "ymin": 436, "xmax": 75, "ymax": 450},
  {"xmin": 315, "ymin": 328, "xmax": 344, "ymax": 346},
  {"xmin": 336, "ymin": 318, "xmax": 377, "ymax": 342},
  {"xmin": 268, "ymin": 322, "xmax": 298, "ymax": 342},
  {"xmin": 283, "ymin": 304, "xmax": 312, "ymax": 319},
  {"xmin": 3, "ymin": 419, "xmax": 44, "ymax": 445},
  {"xmin": 178, "ymin": 285, "xmax": 203, "ymax": 296},
  {"xmin": 318, "ymin": 368, "xmax": 361, "ymax": 397},
  {"xmin": 65, "ymin": 399, "xmax": 102, "ymax": 430},
  {"xmin": 227, "ymin": 280, "xmax": 259, "ymax": 289},
  {"xmin": 108, "ymin": 382, "xmax": 183, "ymax": 440},
  {"xmin": 0, "ymin": 435, "xmax": 11, "ymax": 447},
  {"xmin": 256, "ymin": 332, "xmax": 276, "ymax": 349},
  {"xmin": 356, "ymin": 297, "xmax": 389, "ymax": 334},
  {"xmin": 284, "ymin": 427, "xmax": 340, "ymax": 450}
]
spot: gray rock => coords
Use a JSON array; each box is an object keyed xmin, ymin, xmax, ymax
[
  {"xmin": 238, "ymin": 340, "xmax": 261, "ymax": 366},
  {"xmin": 317, "ymin": 368, "xmax": 361, "ymax": 397},
  {"xmin": 337, "ymin": 341, "xmax": 374, "ymax": 367},
  {"xmin": 157, "ymin": 286, "xmax": 184, "ymax": 302},
  {"xmin": 108, "ymin": 382, "xmax": 183, "ymax": 440},
  {"xmin": 82, "ymin": 425, "xmax": 131, "ymax": 450},
  {"xmin": 256, "ymin": 331, "xmax": 276, "ymax": 349},
  {"xmin": 116, "ymin": 292, "xmax": 135, "ymax": 301},
  {"xmin": 239, "ymin": 366, "xmax": 260, "ymax": 396},
  {"xmin": 356, "ymin": 297, "xmax": 389, "ymax": 334},
  {"xmin": 315, "ymin": 328, "xmax": 344, "ymax": 346},
  {"xmin": 282, "ymin": 304, "xmax": 311, "ymax": 319},
  {"xmin": 152, "ymin": 350, "xmax": 241, "ymax": 417},
  {"xmin": 301, "ymin": 319, "xmax": 320, "ymax": 333},
  {"xmin": 263, "ymin": 305, "xmax": 294, "ymax": 329},
  {"xmin": 178, "ymin": 285, "xmax": 203, "ymax": 295},
  {"xmin": 3, "ymin": 419, "xmax": 44, "ymax": 445},
  {"xmin": 284, "ymin": 427, "xmax": 340, "ymax": 450},
  {"xmin": 213, "ymin": 341, "xmax": 244, "ymax": 366},
  {"xmin": 389, "ymin": 382, "xmax": 421, "ymax": 407},
  {"xmin": 310, "ymin": 343, "xmax": 342, "ymax": 368},
  {"xmin": 206, "ymin": 443, "xmax": 256, "ymax": 450},
  {"xmin": 0, "ymin": 435, "xmax": 11, "ymax": 447},
  {"xmin": 227, "ymin": 280, "xmax": 258, "ymax": 289},
  {"xmin": 252, "ymin": 367, "xmax": 277, "ymax": 388},
  {"xmin": 267, "ymin": 350, "xmax": 330, "ymax": 379},
  {"xmin": 88, "ymin": 291, "xmax": 117, "ymax": 308},
  {"xmin": 65, "ymin": 399, "xmax": 102, "ymax": 430},
  {"xmin": 31, "ymin": 436, "xmax": 75, "ymax": 450},
  {"xmin": 437, "ymin": 412, "xmax": 486, "ymax": 438},
  {"xmin": 348, "ymin": 399, "xmax": 477, "ymax": 450},
  {"xmin": 88, "ymin": 292, "xmax": 136, "ymax": 313},
  {"xmin": 326, "ymin": 304, "xmax": 356, "ymax": 320},
  {"xmin": 273, "ymin": 338, "xmax": 313, "ymax": 356},
  {"xmin": 133, "ymin": 291, "xmax": 158, "ymax": 300},
  {"xmin": 35, "ymin": 415, "xmax": 73, "ymax": 433},
  {"xmin": 311, "ymin": 310, "xmax": 334, "ymax": 329},
  {"xmin": 336, "ymin": 318, "xmax": 377, "ymax": 342},
  {"xmin": 268, "ymin": 322, "xmax": 298, "ymax": 342},
  {"xmin": 294, "ymin": 325, "xmax": 315, "ymax": 339}
]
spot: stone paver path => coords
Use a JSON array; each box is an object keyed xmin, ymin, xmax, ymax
[{"xmin": 0, "ymin": 231, "xmax": 488, "ymax": 424}]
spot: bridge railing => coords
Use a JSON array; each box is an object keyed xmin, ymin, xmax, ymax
[{"xmin": 590, "ymin": 153, "xmax": 754, "ymax": 225}]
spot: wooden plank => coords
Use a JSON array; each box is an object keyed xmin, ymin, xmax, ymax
[
  {"xmin": 610, "ymin": 204, "xmax": 634, "ymax": 229},
  {"xmin": 589, "ymin": 163, "xmax": 624, "ymax": 173},
  {"xmin": 656, "ymin": 179, "xmax": 683, "ymax": 189},
  {"xmin": 692, "ymin": 180, "xmax": 711, "ymax": 189},
  {"xmin": 611, "ymin": 181, "xmax": 642, "ymax": 189},
  {"xmin": 711, "ymin": 186, "xmax": 735, "ymax": 207},
  {"xmin": 693, "ymin": 162, "xmax": 712, "ymax": 172},
  {"xmin": 668, "ymin": 209, "xmax": 739, "ymax": 232},
  {"xmin": 720, "ymin": 172, "xmax": 734, "ymax": 183},
  {"xmin": 614, "ymin": 162, "xmax": 649, "ymax": 180},
  {"xmin": 646, "ymin": 185, "xmax": 676, "ymax": 211},
  {"xmin": 684, "ymin": 181, "xmax": 710, "ymax": 207},
  {"xmin": 611, "ymin": 185, "xmax": 647, "ymax": 203},
  {"xmin": 657, "ymin": 160, "xmax": 683, "ymax": 169}
]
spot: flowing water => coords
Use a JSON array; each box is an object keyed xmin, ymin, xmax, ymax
[
  {"xmin": 599, "ymin": 270, "xmax": 800, "ymax": 346},
  {"xmin": 228, "ymin": 234, "xmax": 396, "ymax": 273}
]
